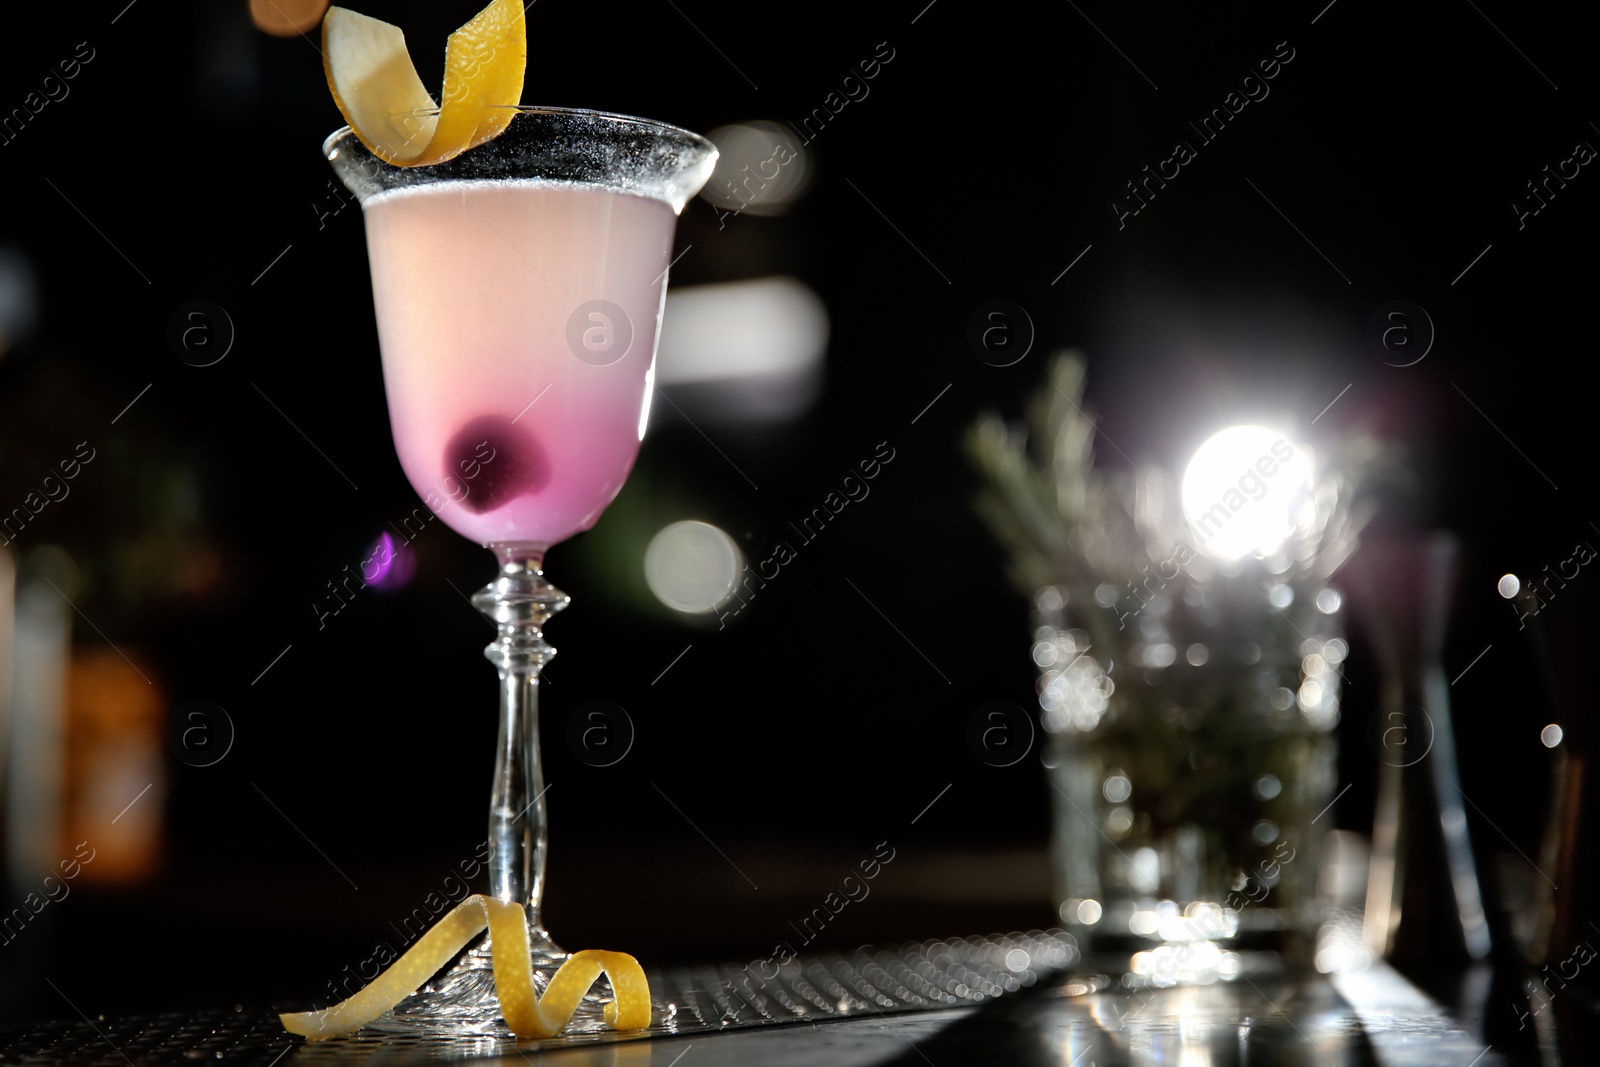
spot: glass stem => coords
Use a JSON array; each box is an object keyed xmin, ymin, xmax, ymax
[{"xmin": 473, "ymin": 544, "xmax": 566, "ymax": 949}]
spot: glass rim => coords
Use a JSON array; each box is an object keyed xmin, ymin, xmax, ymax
[{"xmin": 321, "ymin": 104, "xmax": 717, "ymax": 159}]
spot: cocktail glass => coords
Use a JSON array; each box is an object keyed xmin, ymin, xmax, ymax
[{"xmin": 325, "ymin": 106, "xmax": 716, "ymax": 1036}]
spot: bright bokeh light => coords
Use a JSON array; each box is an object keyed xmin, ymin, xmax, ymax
[
  {"xmin": 365, "ymin": 531, "xmax": 414, "ymax": 591},
  {"xmin": 1129, "ymin": 941, "xmax": 1230, "ymax": 985},
  {"xmin": 249, "ymin": 0, "xmax": 329, "ymax": 36},
  {"xmin": 644, "ymin": 520, "xmax": 742, "ymax": 614},
  {"xmin": 1314, "ymin": 909, "xmax": 1372, "ymax": 974},
  {"xmin": 654, "ymin": 277, "xmax": 828, "ymax": 423},
  {"xmin": 1497, "ymin": 573, "xmax": 1520, "ymax": 598},
  {"xmin": 1541, "ymin": 723, "xmax": 1564, "ymax": 748},
  {"xmin": 700, "ymin": 121, "xmax": 811, "ymax": 216},
  {"xmin": 1181, "ymin": 425, "xmax": 1314, "ymax": 561}
]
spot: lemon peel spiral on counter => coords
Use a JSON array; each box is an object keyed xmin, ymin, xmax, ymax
[{"xmin": 279, "ymin": 894, "xmax": 650, "ymax": 1041}]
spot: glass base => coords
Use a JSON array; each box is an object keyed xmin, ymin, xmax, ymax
[
  {"xmin": 1064, "ymin": 903, "xmax": 1317, "ymax": 987},
  {"xmin": 367, "ymin": 910, "xmax": 678, "ymax": 1040}
]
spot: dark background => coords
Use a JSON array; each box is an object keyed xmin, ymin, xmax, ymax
[{"xmin": 0, "ymin": 0, "xmax": 1594, "ymax": 1033}]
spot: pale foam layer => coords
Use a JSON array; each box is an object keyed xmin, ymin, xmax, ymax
[{"xmin": 363, "ymin": 176, "xmax": 675, "ymax": 210}]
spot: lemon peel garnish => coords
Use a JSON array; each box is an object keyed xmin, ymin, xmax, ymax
[
  {"xmin": 279, "ymin": 894, "xmax": 651, "ymax": 1040},
  {"xmin": 322, "ymin": 0, "xmax": 526, "ymax": 167}
]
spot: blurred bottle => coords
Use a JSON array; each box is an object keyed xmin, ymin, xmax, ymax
[
  {"xmin": 1510, "ymin": 556, "xmax": 1595, "ymax": 976},
  {"xmin": 1, "ymin": 546, "xmax": 71, "ymax": 1023},
  {"xmin": 1345, "ymin": 531, "xmax": 1490, "ymax": 967},
  {"xmin": 3, "ymin": 546, "xmax": 163, "ymax": 896},
  {"xmin": 4, "ymin": 547, "xmax": 71, "ymax": 891}
]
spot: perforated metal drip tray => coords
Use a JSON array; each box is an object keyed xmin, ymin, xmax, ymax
[{"xmin": 0, "ymin": 930, "xmax": 1077, "ymax": 1065}]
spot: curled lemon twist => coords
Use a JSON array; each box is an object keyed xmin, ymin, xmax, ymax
[
  {"xmin": 322, "ymin": 0, "xmax": 526, "ymax": 167},
  {"xmin": 279, "ymin": 894, "xmax": 651, "ymax": 1041}
]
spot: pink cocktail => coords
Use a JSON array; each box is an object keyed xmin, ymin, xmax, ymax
[
  {"xmin": 326, "ymin": 107, "xmax": 716, "ymax": 1036},
  {"xmin": 365, "ymin": 181, "xmax": 678, "ymax": 546}
]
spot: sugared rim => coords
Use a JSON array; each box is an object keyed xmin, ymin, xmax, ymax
[{"xmin": 322, "ymin": 104, "xmax": 716, "ymax": 161}]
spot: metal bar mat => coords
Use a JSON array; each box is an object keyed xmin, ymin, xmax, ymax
[{"xmin": 0, "ymin": 929, "xmax": 1077, "ymax": 1065}]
